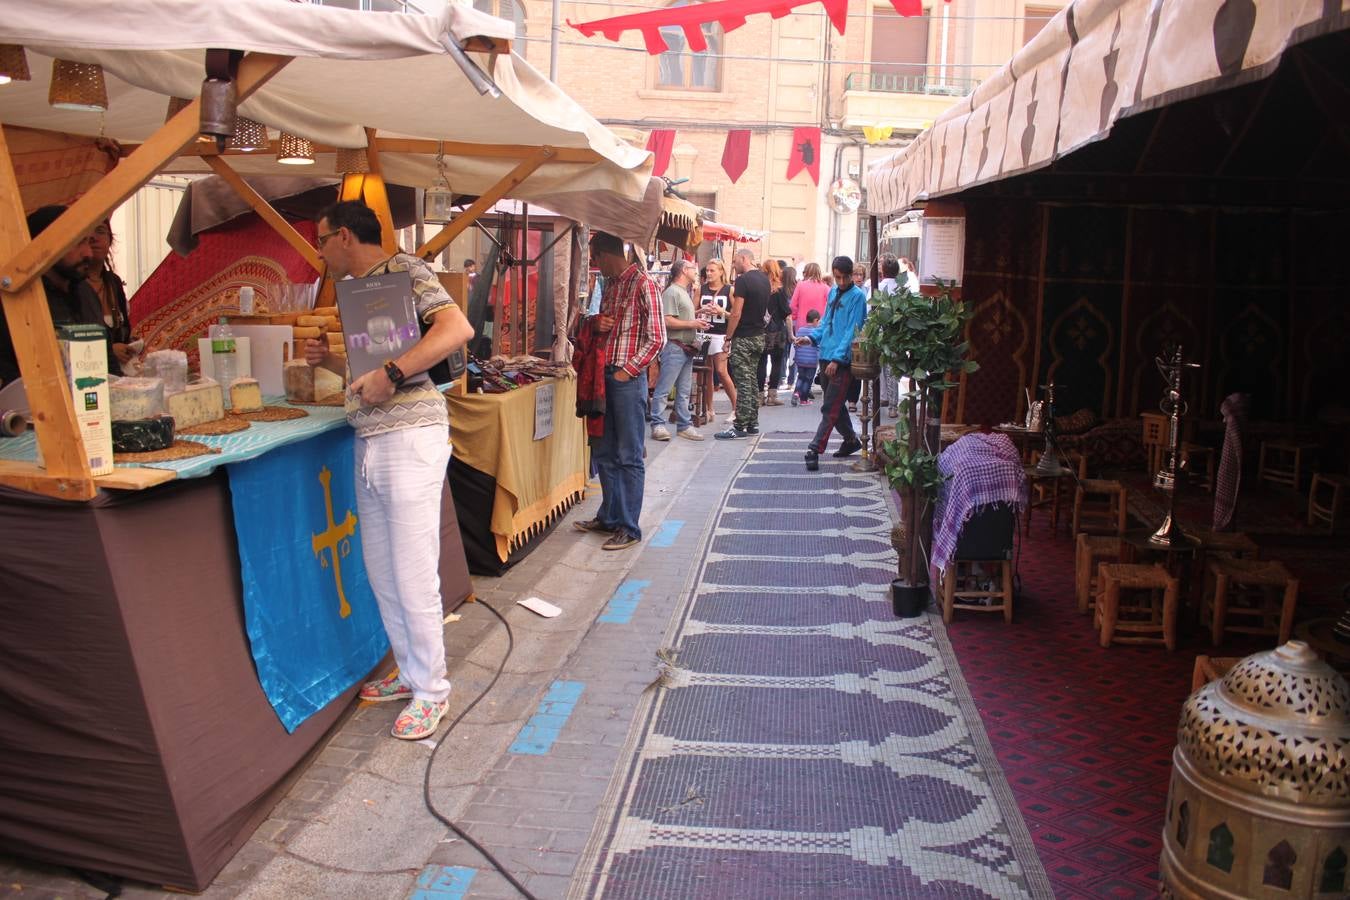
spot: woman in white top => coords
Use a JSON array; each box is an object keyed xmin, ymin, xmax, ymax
[{"xmin": 697, "ymin": 259, "xmax": 736, "ymax": 421}]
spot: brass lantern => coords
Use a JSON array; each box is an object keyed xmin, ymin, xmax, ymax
[{"xmin": 1161, "ymin": 641, "xmax": 1349, "ymax": 898}]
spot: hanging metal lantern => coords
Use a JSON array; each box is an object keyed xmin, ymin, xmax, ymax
[
  {"xmin": 1161, "ymin": 640, "xmax": 1350, "ymax": 898},
  {"xmin": 423, "ymin": 141, "xmax": 456, "ymax": 224}
]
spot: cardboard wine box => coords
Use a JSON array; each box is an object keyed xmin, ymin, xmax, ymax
[{"xmin": 36, "ymin": 324, "xmax": 114, "ymax": 476}]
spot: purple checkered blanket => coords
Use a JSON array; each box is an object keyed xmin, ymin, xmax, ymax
[{"xmin": 932, "ymin": 432, "xmax": 1028, "ymax": 572}]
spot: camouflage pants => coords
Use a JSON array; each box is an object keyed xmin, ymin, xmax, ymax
[{"xmin": 730, "ymin": 335, "xmax": 764, "ymax": 431}]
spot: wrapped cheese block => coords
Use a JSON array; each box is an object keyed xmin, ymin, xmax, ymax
[
  {"xmin": 110, "ymin": 376, "xmax": 166, "ymax": 421},
  {"xmin": 229, "ymin": 377, "xmax": 264, "ymax": 412},
  {"xmin": 111, "ymin": 416, "xmax": 175, "ymax": 453},
  {"xmin": 291, "ymin": 325, "xmax": 322, "ymax": 340},
  {"xmin": 296, "ymin": 315, "xmax": 337, "ymax": 329},
  {"xmin": 310, "ymin": 306, "xmax": 339, "ymax": 318},
  {"xmin": 284, "ymin": 359, "xmax": 345, "ymax": 402},
  {"xmin": 143, "ymin": 349, "xmax": 187, "ymax": 394},
  {"xmin": 166, "ymin": 379, "xmax": 225, "ymax": 428}
]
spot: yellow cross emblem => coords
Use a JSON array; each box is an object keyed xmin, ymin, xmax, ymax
[{"xmin": 311, "ymin": 465, "xmax": 357, "ymax": 619}]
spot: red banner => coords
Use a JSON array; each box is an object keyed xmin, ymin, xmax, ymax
[
  {"xmin": 645, "ymin": 129, "xmax": 675, "ymax": 177},
  {"xmin": 568, "ymin": 0, "xmax": 940, "ymax": 53},
  {"xmin": 787, "ymin": 127, "xmax": 821, "ymax": 185},
  {"xmin": 721, "ymin": 129, "xmax": 751, "ymax": 183}
]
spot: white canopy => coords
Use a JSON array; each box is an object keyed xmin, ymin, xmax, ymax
[
  {"xmin": 0, "ymin": 0, "xmax": 662, "ymax": 244},
  {"xmin": 866, "ymin": 0, "xmax": 1348, "ymax": 216}
]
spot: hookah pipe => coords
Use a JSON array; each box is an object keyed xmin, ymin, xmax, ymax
[{"xmin": 1148, "ymin": 344, "xmax": 1201, "ymax": 547}]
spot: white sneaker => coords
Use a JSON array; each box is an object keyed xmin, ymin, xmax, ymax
[
  {"xmin": 651, "ymin": 425, "xmax": 672, "ymax": 441},
  {"xmin": 678, "ymin": 427, "xmax": 705, "ymax": 441}
]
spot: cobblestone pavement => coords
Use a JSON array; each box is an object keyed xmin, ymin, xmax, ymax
[{"xmin": 0, "ymin": 389, "xmax": 1049, "ymax": 899}]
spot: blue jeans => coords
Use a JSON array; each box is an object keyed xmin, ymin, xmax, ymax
[
  {"xmin": 595, "ymin": 367, "xmax": 647, "ymax": 539},
  {"xmin": 794, "ymin": 364, "xmax": 817, "ymax": 400},
  {"xmin": 648, "ymin": 342, "xmax": 694, "ymax": 432}
]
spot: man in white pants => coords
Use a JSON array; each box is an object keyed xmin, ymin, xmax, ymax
[{"xmin": 305, "ymin": 200, "xmax": 474, "ymax": 741}]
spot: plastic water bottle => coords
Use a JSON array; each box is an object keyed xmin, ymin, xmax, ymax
[{"xmin": 211, "ymin": 316, "xmax": 237, "ymax": 405}]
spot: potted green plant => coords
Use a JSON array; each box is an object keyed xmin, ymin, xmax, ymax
[{"xmin": 862, "ymin": 279, "xmax": 978, "ymax": 617}]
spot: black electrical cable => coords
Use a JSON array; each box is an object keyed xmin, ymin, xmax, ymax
[{"xmin": 421, "ymin": 599, "xmax": 540, "ymax": 900}]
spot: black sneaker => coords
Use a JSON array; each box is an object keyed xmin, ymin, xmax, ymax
[
  {"xmin": 602, "ymin": 531, "xmax": 640, "ymax": 551},
  {"xmin": 573, "ymin": 517, "xmax": 612, "ymax": 534},
  {"xmin": 715, "ymin": 427, "xmax": 747, "ymax": 440},
  {"xmin": 832, "ymin": 439, "xmax": 863, "ymax": 458},
  {"xmin": 805, "ymin": 450, "xmax": 819, "ymax": 471}
]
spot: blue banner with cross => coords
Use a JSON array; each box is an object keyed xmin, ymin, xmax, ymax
[{"xmin": 227, "ymin": 428, "xmax": 389, "ymax": 732}]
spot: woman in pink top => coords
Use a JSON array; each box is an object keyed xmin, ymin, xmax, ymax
[{"xmin": 789, "ymin": 261, "xmax": 830, "ymax": 333}]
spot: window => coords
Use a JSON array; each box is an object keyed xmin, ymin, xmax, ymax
[
  {"xmin": 869, "ymin": 4, "xmax": 930, "ymax": 92},
  {"xmin": 1023, "ymin": 6, "xmax": 1058, "ymax": 47},
  {"xmin": 473, "ymin": 0, "xmax": 527, "ymax": 41},
  {"xmin": 656, "ymin": 2, "xmax": 722, "ymax": 91}
]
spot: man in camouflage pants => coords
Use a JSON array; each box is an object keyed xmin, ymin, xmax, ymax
[{"xmin": 715, "ymin": 248, "xmax": 771, "ymax": 440}]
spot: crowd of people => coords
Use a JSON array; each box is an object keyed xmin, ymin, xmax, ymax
[{"xmin": 573, "ymin": 234, "xmax": 923, "ymax": 552}]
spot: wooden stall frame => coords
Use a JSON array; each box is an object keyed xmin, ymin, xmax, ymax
[{"xmin": 0, "ymin": 63, "xmax": 606, "ymax": 501}]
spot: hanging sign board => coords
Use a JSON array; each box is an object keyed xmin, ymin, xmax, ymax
[
  {"xmin": 919, "ymin": 217, "xmax": 965, "ymax": 286},
  {"xmin": 534, "ymin": 382, "xmax": 555, "ymax": 440}
]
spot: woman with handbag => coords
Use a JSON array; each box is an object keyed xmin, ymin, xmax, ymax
[{"xmin": 760, "ymin": 263, "xmax": 794, "ymax": 405}]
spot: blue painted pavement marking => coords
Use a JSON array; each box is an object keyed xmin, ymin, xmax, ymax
[
  {"xmin": 597, "ymin": 578, "xmax": 650, "ymax": 624},
  {"xmin": 409, "ymin": 865, "xmax": 475, "ymax": 899},
  {"xmin": 509, "ymin": 680, "xmax": 585, "ymax": 755},
  {"xmin": 650, "ymin": 520, "xmax": 684, "ymax": 548}
]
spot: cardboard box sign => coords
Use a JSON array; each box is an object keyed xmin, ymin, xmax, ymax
[{"xmin": 36, "ymin": 324, "xmax": 114, "ymax": 476}]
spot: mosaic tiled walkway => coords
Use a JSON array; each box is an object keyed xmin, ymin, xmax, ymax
[{"xmin": 577, "ymin": 434, "xmax": 1052, "ymax": 898}]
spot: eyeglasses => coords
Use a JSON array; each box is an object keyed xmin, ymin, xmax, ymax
[{"xmin": 315, "ymin": 229, "xmax": 341, "ymax": 248}]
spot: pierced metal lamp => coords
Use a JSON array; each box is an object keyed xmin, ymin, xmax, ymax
[
  {"xmin": 226, "ymin": 117, "xmax": 269, "ymax": 152},
  {"xmin": 0, "ymin": 45, "xmax": 31, "ymax": 85},
  {"xmin": 277, "ymin": 132, "xmax": 315, "ymax": 165},
  {"xmin": 49, "ymin": 59, "xmax": 108, "ymax": 111},
  {"xmin": 334, "ymin": 147, "xmax": 370, "ymax": 174}
]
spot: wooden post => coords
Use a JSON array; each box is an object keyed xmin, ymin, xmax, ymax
[
  {"xmin": 203, "ymin": 156, "xmax": 322, "ymax": 271},
  {"xmin": 416, "ymin": 148, "xmax": 554, "ymax": 262},
  {"xmin": 0, "ymin": 126, "xmax": 94, "ymax": 500}
]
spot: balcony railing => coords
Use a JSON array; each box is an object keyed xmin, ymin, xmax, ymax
[{"xmin": 844, "ymin": 72, "xmax": 978, "ymax": 97}]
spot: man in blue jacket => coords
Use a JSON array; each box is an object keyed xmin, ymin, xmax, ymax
[{"xmin": 794, "ymin": 256, "xmax": 868, "ymax": 471}]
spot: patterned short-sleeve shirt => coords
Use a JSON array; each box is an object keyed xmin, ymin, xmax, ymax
[{"xmin": 345, "ymin": 252, "xmax": 457, "ymax": 438}]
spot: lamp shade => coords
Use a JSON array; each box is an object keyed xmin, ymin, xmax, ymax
[
  {"xmin": 277, "ymin": 132, "xmax": 315, "ymax": 165},
  {"xmin": 0, "ymin": 45, "xmax": 31, "ymax": 85},
  {"xmin": 227, "ymin": 117, "xmax": 269, "ymax": 152},
  {"xmin": 334, "ymin": 147, "xmax": 370, "ymax": 174},
  {"xmin": 48, "ymin": 59, "xmax": 108, "ymax": 111}
]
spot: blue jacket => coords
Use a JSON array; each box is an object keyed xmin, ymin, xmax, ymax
[
  {"xmin": 793, "ymin": 326, "xmax": 820, "ymax": 367},
  {"xmin": 812, "ymin": 284, "xmax": 868, "ymax": 364}
]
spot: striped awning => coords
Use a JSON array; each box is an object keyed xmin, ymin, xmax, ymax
[{"xmin": 865, "ymin": 0, "xmax": 1349, "ymax": 215}]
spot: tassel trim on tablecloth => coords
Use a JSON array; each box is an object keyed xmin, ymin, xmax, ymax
[{"xmin": 493, "ymin": 470, "xmax": 590, "ymax": 562}]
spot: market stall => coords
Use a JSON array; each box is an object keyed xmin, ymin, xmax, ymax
[
  {"xmin": 0, "ymin": 0, "xmax": 661, "ymax": 890},
  {"xmin": 863, "ymin": 0, "xmax": 1350, "ymax": 430}
]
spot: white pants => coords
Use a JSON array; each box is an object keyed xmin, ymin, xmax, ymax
[{"xmin": 354, "ymin": 424, "xmax": 452, "ymax": 702}]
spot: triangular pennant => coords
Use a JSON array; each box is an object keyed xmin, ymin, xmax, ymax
[
  {"xmin": 722, "ymin": 129, "xmax": 751, "ymax": 183},
  {"xmin": 786, "ymin": 127, "xmax": 821, "ymax": 185},
  {"xmin": 645, "ymin": 129, "xmax": 676, "ymax": 177}
]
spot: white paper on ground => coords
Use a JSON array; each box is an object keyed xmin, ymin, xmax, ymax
[{"xmin": 517, "ymin": 596, "xmax": 561, "ymax": 618}]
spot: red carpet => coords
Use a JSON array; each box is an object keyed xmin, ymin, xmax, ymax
[{"xmin": 941, "ymin": 494, "xmax": 1346, "ymax": 899}]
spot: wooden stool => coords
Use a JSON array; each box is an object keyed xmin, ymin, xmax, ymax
[
  {"xmin": 1095, "ymin": 563, "xmax": 1178, "ymax": 650},
  {"xmin": 1308, "ymin": 473, "xmax": 1349, "ymax": 534},
  {"xmin": 1141, "ymin": 412, "xmax": 1168, "ymax": 474},
  {"xmin": 1073, "ymin": 479, "xmax": 1128, "ymax": 537},
  {"xmin": 941, "ymin": 559, "xmax": 1014, "ymax": 624},
  {"xmin": 1195, "ymin": 530, "xmax": 1259, "ymax": 560},
  {"xmin": 1203, "ymin": 557, "xmax": 1299, "ymax": 647},
  {"xmin": 1258, "ymin": 439, "xmax": 1316, "ymax": 490},
  {"xmin": 1025, "ymin": 450, "xmax": 1084, "ymax": 535},
  {"xmin": 1180, "ymin": 441, "xmax": 1215, "ymax": 492},
  {"xmin": 690, "ymin": 358, "xmax": 713, "ymax": 426},
  {"xmin": 1075, "ymin": 533, "xmax": 1125, "ymax": 614}
]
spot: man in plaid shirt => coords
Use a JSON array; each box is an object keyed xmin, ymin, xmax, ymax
[{"xmin": 573, "ymin": 231, "xmax": 666, "ymax": 551}]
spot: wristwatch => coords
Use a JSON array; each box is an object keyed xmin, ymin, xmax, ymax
[{"xmin": 383, "ymin": 359, "xmax": 406, "ymax": 387}]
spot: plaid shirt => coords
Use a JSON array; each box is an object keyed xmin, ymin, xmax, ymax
[{"xmin": 600, "ymin": 263, "xmax": 666, "ymax": 378}]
